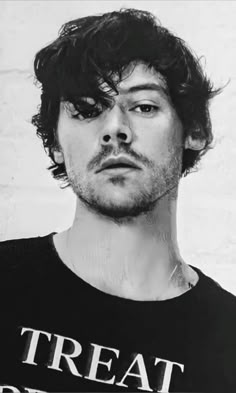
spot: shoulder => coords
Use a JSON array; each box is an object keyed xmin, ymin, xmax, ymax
[
  {"xmin": 193, "ymin": 266, "xmax": 236, "ymax": 322},
  {"xmin": 0, "ymin": 235, "xmax": 49, "ymax": 266},
  {"xmin": 0, "ymin": 234, "xmax": 55, "ymax": 287}
]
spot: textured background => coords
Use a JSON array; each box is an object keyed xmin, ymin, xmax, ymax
[{"xmin": 0, "ymin": 1, "xmax": 236, "ymax": 294}]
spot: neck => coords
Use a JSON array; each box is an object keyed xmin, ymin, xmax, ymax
[{"xmin": 53, "ymin": 188, "xmax": 196, "ymax": 300}]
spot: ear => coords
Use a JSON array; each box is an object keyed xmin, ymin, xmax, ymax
[
  {"xmin": 53, "ymin": 149, "xmax": 64, "ymax": 164},
  {"xmin": 184, "ymin": 135, "xmax": 206, "ymax": 151}
]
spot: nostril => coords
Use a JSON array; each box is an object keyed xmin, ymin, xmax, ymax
[
  {"xmin": 102, "ymin": 132, "xmax": 129, "ymax": 144},
  {"xmin": 103, "ymin": 135, "xmax": 110, "ymax": 142},
  {"xmin": 118, "ymin": 133, "xmax": 127, "ymax": 140}
]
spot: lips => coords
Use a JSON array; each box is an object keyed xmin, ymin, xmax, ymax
[{"xmin": 96, "ymin": 157, "xmax": 141, "ymax": 173}]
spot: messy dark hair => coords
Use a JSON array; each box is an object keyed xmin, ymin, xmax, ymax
[{"xmin": 32, "ymin": 8, "xmax": 220, "ymax": 186}]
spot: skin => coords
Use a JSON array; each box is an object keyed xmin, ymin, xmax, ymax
[{"xmin": 53, "ymin": 62, "xmax": 201, "ymax": 300}]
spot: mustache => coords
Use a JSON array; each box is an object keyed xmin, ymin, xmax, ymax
[{"xmin": 87, "ymin": 143, "xmax": 154, "ymax": 171}]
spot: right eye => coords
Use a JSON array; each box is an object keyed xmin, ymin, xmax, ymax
[
  {"xmin": 71, "ymin": 106, "xmax": 103, "ymax": 120},
  {"xmin": 64, "ymin": 100, "xmax": 104, "ymax": 121}
]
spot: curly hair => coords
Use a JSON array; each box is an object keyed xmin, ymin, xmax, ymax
[{"xmin": 32, "ymin": 8, "xmax": 220, "ymax": 186}]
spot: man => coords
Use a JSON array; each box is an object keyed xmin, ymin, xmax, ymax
[{"xmin": 0, "ymin": 8, "xmax": 235, "ymax": 393}]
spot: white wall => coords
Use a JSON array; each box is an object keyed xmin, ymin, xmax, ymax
[{"xmin": 0, "ymin": 1, "xmax": 236, "ymax": 293}]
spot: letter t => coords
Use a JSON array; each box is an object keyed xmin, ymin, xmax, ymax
[{"xmin": 21, "ymin": 327, "xmax": 51, "ymax": 365}]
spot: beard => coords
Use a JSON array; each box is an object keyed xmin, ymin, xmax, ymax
[{"xmin": 66, "ymin": 158, "xmax": 181, "ymax": 224}]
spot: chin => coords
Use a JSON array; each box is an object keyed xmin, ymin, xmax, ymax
[
  {"xmin": 70, "ymin": 175, "xmax": 171, "ymax": 220},
  {"xmin": 78, "ymin": 190, "xmax": 157, "ymax": 223}
]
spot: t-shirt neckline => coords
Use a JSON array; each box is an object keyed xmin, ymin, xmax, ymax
[{"xmin": 44, "ymin": 232, "xmax": 207, "ymax": 308}]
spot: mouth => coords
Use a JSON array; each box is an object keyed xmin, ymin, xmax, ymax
[
  {"xmin": 103, "ymin": 163, "xmax": 138, "ymax": 170},
  {"xmin": 100, "ymin": 166, "xmax": 140, "ymax": 175},
  {"xmin": 96, "ymin": 157, "xmax": 141, "ymax": 173}
]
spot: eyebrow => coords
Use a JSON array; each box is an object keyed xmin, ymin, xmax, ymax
[{"xmin": 119, "ymin": 83, "xmax": 168, "ymax": 97}]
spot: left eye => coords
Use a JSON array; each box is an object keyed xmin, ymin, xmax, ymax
[{"xmin": 133, "ymin": 104, "xmax": 159, "ymax": 114}]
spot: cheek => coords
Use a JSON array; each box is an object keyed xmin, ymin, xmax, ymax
[
  {"xmin": 58, "ymin": 126, "xmax": 92, "ymax": 169},
  {"xmin": 136, "ymin": 119, "xmax": 182, "ymax": 161},
  {"xmin": 64, "ymin": 139, "xmax": 90, "ymax": 173}
]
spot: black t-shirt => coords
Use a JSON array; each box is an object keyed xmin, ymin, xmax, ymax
[{"xmin": 0, "ymin": 233, "xmax": 236, "ymax": 393}]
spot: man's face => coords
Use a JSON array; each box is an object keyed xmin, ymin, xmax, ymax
[{"xmin": 56, "ymin": 62, "xmax": 184, "ymax": 219}]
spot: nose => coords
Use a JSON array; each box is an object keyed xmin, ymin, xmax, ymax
[{"xmin": 99, "ymin": 105, "xmax": 133, "ymax": 147}]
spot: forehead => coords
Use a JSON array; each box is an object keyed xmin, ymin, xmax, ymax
[
  {"xmin": 98, "ymin": 62, "xmax": 169, "ymax": 101},
  {"xmin": 117, "ymin": 62, "xmax": 167, "ymax": 92}
]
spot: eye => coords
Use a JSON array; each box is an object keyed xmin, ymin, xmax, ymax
[
  {"xmin": 133, "ymin": 104, "xmax": 159, "ymax": 114},
  {"xmin": 71, "ymin": 106, "xmax": 102, "ymax": 120},
  {"xmin": 64, "ymin": 100, "xmax": 104, "ymax": 121}
]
